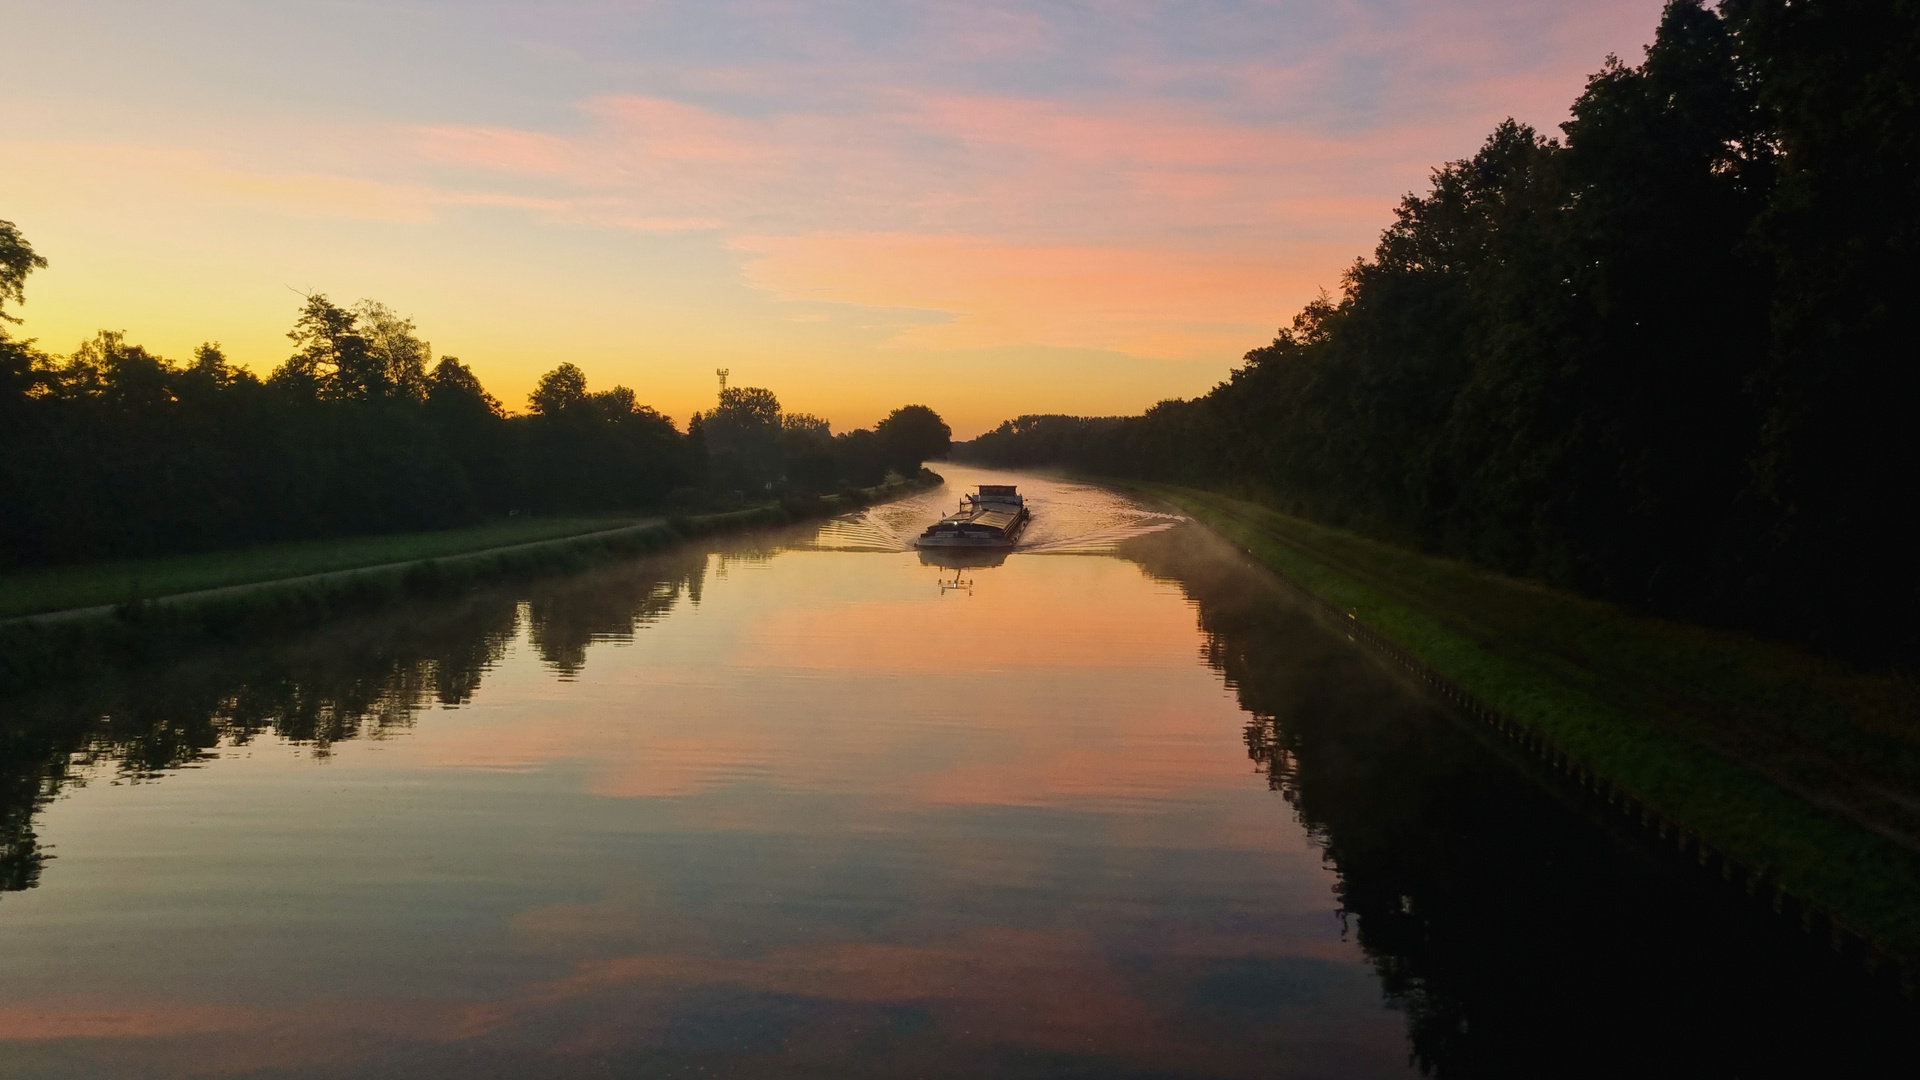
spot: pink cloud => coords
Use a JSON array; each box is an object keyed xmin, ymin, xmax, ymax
[
  {"xmin": 921, "ymin": 0, "xmax": 1054, "ymax": 60},
  {"xmin": 733, "ymin": 232, "xmax": 1345, "ymax": 356},
  {"xmin": 583, "ymin": 95, "xmax": 782, "ymax": 164},
  {"xmin": 910, "ymin": 93, "xmax": 1283, "ymax": 167},
  {"xmin": 414, "ymin": 126, "xmax": 578, "ymax": 177},
  {"xmin": 6, "ymin": 0, "xmax": 1675, "ymax": 418},
  {"xmin": 394, "ymin": 83, "xmax": 1458, "ymax": 358},
  {"xmin": 409, "ymin": 85, "xmax": 1422, "ymax": 229}
]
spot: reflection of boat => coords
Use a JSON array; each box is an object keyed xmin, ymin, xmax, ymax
[
  {"xmin": 914, "ymin": 485, "xmax": 1031, "ymax": 550},
  {"xmin": 917, "ymin": 547, "xmax": 1011, "ymax": 570}
]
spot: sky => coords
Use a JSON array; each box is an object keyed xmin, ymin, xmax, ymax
[{"xmin": 0, "ymin": 0, "xmax": 1666, "ymax": 437}]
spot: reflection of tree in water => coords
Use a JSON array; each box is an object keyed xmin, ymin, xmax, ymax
[
  {"xmin": 527, "ymin": 550, "xmax": 708, "ymax": 677},
  {"xmin": 1122, "ymin": 524, "xmax": 1915, "ymax": 1077},
  {"xmin": 527, "ymin": 532, "xmax": 784, "ymax": 678},
  {"xmin": 0, "ymin": 548, "xmax": 708, "ymax": 897}
]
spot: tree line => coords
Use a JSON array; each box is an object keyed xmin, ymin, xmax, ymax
[
  {"xmin": 954, "ymin": 0, "xmax": 1919, "ymax": 661},
  {"xmin": 0, "ymin": 257, "xmax": 950, "ymax": 566}
]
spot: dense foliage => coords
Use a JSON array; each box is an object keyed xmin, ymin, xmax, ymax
[
  {"xmin": 0, "ymin": 272, "xmax": 947, "ymax": 566},
  {"xmin": 955, "ymin": 0, "xmax": 1919, "ymax": 660}
]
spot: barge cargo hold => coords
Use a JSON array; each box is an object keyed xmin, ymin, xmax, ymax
[{"xmin": 914, "ymin": 485, "xmax": 1031, "ymax": 549}]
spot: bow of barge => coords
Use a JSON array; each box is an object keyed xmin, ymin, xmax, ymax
[{"xmin": 914, "ymin": 485, "xmax": 1031, "ymax": 549}]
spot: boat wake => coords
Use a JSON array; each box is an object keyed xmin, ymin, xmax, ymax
[{"xmin": 795, "ymin": 467, "xmax": 1183, "ymax": 556}]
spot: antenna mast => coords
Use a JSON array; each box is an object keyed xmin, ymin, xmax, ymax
[{"xmin": 716, "ymin": 368, "xmax": 730, "ymax": 398}]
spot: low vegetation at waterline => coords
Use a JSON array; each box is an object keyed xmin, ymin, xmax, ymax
[
  {"xmin": 954, "ymin": 0, "xmax": 1919, "ymax": 666},
  {"xmin": 0, "ymin": 476, "xmax": 938, "ymax": 694},
  {"xmin": 1139, "ymin": 486, "xmax": 1920, "ymax": 958},
  {"xmin": 0, "ymin": 515, "xmax": 651, "ymax": 619},
  {"xmin": 952, "ymin": 0, "xmax": 1920, "ymax": 964},
  {"xmin": 0, "ymin": 241, "xmax": 951, "ymax": 570}
]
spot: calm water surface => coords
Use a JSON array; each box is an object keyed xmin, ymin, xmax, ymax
[{"xmin": 0, "ymin": 467, "xmax": 1909, "ymax": 1078}]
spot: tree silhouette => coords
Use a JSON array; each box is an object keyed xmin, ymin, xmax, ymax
[
  {"xmin": 875, "ymin": 405, "xmax": 951, "ymax": 476},
  {"xmin": 0, "ymin": 218, "xmax": 46, "ymax": 324},
  {"xmin": 954, "ymin": 0, "xmax": 1920, "ymax": 661}
]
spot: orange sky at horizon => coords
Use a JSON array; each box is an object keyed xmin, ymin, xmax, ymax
[{"xmin": 2, "ymin": 0, "xmax": 1668, "ymax": 437}]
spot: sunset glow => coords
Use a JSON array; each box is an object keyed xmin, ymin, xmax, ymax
[{"xmin": 3, "ymin": 0, "xmax": 1664, "ymax": 434}]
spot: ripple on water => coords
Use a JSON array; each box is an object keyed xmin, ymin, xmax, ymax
[{"xmin": 801, "ymin": 465, "xmax": 1185, "ymax": 555}]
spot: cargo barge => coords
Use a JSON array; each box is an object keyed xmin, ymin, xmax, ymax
[{"xmin": 914, "ymin": 485, "xmax": 1031, "ymax": 549}]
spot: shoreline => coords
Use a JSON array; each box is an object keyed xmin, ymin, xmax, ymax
[
  {"xmin": 0, "ymin": 472, "xmax": 941, "ymax": 693},
  {"xmin": 1121, "ymin": 480, "xmax": 1920, "ymax": 979}
]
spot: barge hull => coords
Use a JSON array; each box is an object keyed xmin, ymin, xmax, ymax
[{"xmin": 914, "ymin": 486, "xmax": 1031, "ymax": 550}]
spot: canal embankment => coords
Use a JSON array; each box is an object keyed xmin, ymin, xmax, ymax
[
  {"xmin": 0, "ymin": 515, "xmax": 669, "ymax": 621},
  {"xmin": 1135, "ymin": 483, "xmax": 1920, "ymax": 977},
  {"xmin": 0, "ymin": 472, "xmax": 941, "ymax": 693}
]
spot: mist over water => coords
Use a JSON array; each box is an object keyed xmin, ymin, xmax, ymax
[{"xmin": 0, "ymin": 471, "xmax": 1909, "ymax": 1078}]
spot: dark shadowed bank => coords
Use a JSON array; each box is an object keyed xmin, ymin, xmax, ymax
[
  {"xmin": 1123, "ymin": 483, "xmax": 1920, "ymax": 976},
  {"xmin": 1120, "ymin": 523, "xmax": 1917, "ymax": 1071},
  {"xmin": 0, "ymin": 471, "xmax": 940, "ymax": 695}
]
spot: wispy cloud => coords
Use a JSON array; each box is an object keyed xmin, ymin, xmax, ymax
[
  {"xmin": 393, "ymin": 85, "xmax": 1450, "ymax": 352},
  {"xmin": 0, "ymin": 0, "xmax": 1669, "ymax": 421},
  {"xmin": 733, "ymin": 232, "xmax": 1342, "ymax": 355}
]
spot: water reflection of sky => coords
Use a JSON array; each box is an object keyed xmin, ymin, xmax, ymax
[{"xmin": 0, "ymin": 471, "xmax": 1414, "ymax": 1078}]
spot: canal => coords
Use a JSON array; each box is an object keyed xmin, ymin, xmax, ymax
[{"xmin": 0, "ymin": 467, "xmax": 1908, "ymax": 1077}]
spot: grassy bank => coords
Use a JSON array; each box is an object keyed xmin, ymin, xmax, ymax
[
  {"xmin": 0, "ymin": 516, "xmax": 653, "ymax": 619},
  {"xmin": 1140, "ymin": 484, "xmax": 1920, "ymax": 962},
  {"xmin": 0, "ymin": 473, "xmax": 939, "ymax": 692}
]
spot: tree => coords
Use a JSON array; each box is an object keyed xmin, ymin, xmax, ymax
[
  {"xmin": 780, "ymin": 413, "xmax": 836, "ymax": 492},
  {"xmin": 427, "ymin": 356, "xmax": 500, "ymax": 415},
  {"xmin": 782, "ymin": 412, "xmax": 831, "ymax": 440},
  {"xmin": 950, "ymin": 0, "xmax": 1920, "ymax": 658},
  {"xmin": 0, "ymin": 219, "xmax": 47, "ymax": 325},
  {"xmin": 832, "ymin": 428, "xmax": 888, "ymax": 487},
  {"xmin": 186, "ymin": 343, "xmax": 256, "ymax": 390},
  {"xmin": 2, "ymin": 228, "xmax": 952, "ymax": 564},
  {"xmin": 594, "ymin": 385, "xmax": 638, "ymax": 418},
  {"xmin": 708, "ymin": 386, "xmax": 782, "ymax": 432},
  {"xmin": 58, "ymin": 330, "xmax": 175, "ymax": 406},
  {"xmin": 1722, "ymin": 0, "xmax": 1920, "ymax": 654},
  {"xmin": 352, "ymin": 300, "xmax": 431, "ymax": 402},
  {"xmin": 0, "ymin": 334, "xmax": 48, "ymax": 404},
  {"xmin": 875, "ymin": 405, "xmax": 950, "ymax": 475},
  {"xmin": 703, "ymin": 385, "xmax": 784, "ymax": 487},
  {"xmin": 529, "ymin": 363, "xmax": 589, "ymax": 415},
  {"xmin": 277, "ymin": 293, "xmax": 369, "ymax": 399}
]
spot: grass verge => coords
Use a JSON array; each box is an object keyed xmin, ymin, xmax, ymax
[
  {"xmin": 0, "ymin": 473, "xmax": 938, "ymax": 694},
  {"xmin": 0, "ymin": 516, "xmax": 654, "ymax": 619},
  {"xmin": 1139, "ymin": 483, "xmax": 1920, "ymax": 961}
]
